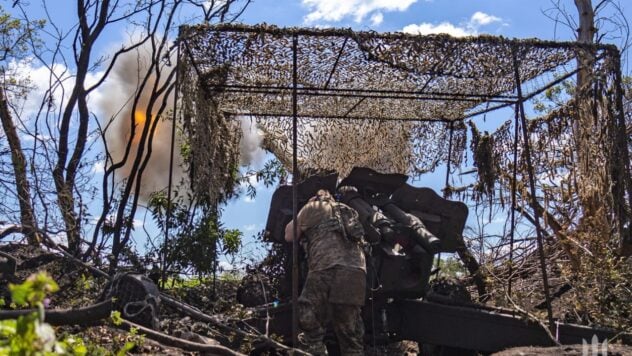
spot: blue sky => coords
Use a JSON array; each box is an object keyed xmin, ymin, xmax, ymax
[
  {"xmin": 239, "ymin": 0, "xmax": 617, "ymax": 40},
  {"xmin": 3, "ymin": 0, "xmax": 630, "ymax": 264},
  {"xmin": 220, "ymin": 0, "xmax": 631, "ymax": 260}
]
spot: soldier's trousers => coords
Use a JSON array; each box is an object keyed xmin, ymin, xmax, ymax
[{"xmin": 298, "ymin": 266, "xmax": 365, "ymax": 356}]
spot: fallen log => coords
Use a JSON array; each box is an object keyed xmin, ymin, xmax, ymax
[{"xmin": 0, "ymin": 300, "xmax": 112, "ymax": 325}]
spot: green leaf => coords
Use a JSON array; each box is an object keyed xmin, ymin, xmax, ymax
[
  {"xmin": 9, "ymin": 272, "xmax": 59, "ymax": 307},
  {"xmin": 110, "ymin": 311, "xmax": 123, "ymax": 326},
  {"xmin": 116, "ymin": 341, "xmax": 136, "ymax": 356}
]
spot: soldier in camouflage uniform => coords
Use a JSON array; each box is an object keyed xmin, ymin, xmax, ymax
[{"xmin": 285, "ymin": 189, "xmax": 366, "ymax": 356}]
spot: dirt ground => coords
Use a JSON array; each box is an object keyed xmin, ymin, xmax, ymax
[
  {"xmin": 0, "ymin": 243, "xmax": 249, "ymax": 355},
  {"xmin": 493, "ymin": 344, "xmax": 632, "ymax": 355},
  {"xmin": 3, "ymin": 243, "xmax": 632, "ymax": 355}
]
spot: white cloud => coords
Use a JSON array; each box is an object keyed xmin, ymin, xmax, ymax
[
  {"xmin": 402, "ymin": 11, "xmax": 502, "ymax": 37},
  {"xmin": 133, "ymin": 219, "xmax": 143, "ymax": 229},
  {"xmin": 370, "ymin": 12, "xmax": 384, "ymax": 26},
  {"xmin": 49, "ymin": 231, "xmax": 68, "ymax": 246},
  {"xmin": 218, "ymin": 260, "xmax": 235, "ymax": 271},
  {"xmin": 91, "ymin": 161, "xmax": 105, "ymax": 174},
  {"xmin": 7, "ymin": 60, "xmax": 68, "ymax": 120},
  {"xmin": 238, "ymin": 116, "xmax": 265, "ymax": 167},
  {"xmin": 302, "ymin": 0, "xmax": 417, "ymax": 24},
  {"xmin": 243, "ymin": 195, "xmax": 255, "ymax": 204},
  {"xmin": 402, "ymin": 22, "xmax": 471, "ymax": 37},
  {"xmin": 7, "ymin": 59, "xmax": 105, "ymax": 125},
  {"xmin": 243, "ymin": 223, "xmax": 258, "ymax": 232},
  {"xmin": 470, "ymin": 11, "xmax": 501, "ymax": 26},
  {"xmin": 203, "ymin": 0, "xmax": 227, "ymax": 11}
]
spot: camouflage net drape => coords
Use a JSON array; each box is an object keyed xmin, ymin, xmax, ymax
[
  {"xmin": 179, "ymin": 63, "xmax": 241, "ymax": 204},
  {"xmin": 480, "ymin": 54, "xmax": 630, "ymax": 238},
  {"xmin": 176, "ymin": 23, "xmax": 614, "ymax": 194}
]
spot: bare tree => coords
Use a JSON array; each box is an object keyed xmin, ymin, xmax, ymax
[
  {"xmin": 0, "ymin": 6, "xmax": 43, "ymax": 245},
  {"xmin": 2, "ymin": 0, "xmax": 250, "ymax": 261},
  {"xmin": 541, "ymin": 0, "xmax": 631, "ymax": 250}
]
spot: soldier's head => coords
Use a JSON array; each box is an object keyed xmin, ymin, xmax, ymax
[
  {"xmin": 310, "ymin": 189, "xmax": 333, "ymax": 202},
  {"xmin": 336, "ymin": 185, "xmax": 358, "ymax": 201}
]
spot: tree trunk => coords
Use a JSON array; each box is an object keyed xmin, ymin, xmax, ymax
[
  {"xmin": 0, "ymin": 86, "xmax": 40, "ymax": 245},
  {"xmin": 573, "ymin": 0, "xmax": 600, "ymax": 214},
  {"xmin": 455, "ymin": 242, "xmax": 488, "ymax": 302}
]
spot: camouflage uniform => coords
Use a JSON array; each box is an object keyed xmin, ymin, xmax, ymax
[{"xmin": 295, "ymin": 199, "xmax": 366, "ymax": 356}]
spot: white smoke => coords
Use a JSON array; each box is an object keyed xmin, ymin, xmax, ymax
[
  {"xmin": 237, "ymin": 116, "xmax": 266, "ymax": 167},
  {"xmin": 96, "ymin": 42, "xmax": 185, "ymax": 201},
  {"xmin": 96, "ymin": 43, "xmax": 270, "ymax": 201}
]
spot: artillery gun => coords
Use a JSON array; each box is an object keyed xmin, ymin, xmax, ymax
[{"xmin": 243, "ymin": 167, "xmax": 632, "ymax": 354}]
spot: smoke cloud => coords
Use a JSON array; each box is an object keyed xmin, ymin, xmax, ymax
[
  {"xmin": 97, "ymin": 45, "xmax": 268, "ymax": 201},
  {"xmin": 97, "ymin": 44, "xmax": 184, "ymax": 201},
  {"xmin": 237, "ymin": 116, "xmax": 266, "ymax": 167}
]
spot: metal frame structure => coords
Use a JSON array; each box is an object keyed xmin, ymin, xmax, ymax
[{"xmin": 172, "ymin": 23, "xmax": 630, "ymax": 344}]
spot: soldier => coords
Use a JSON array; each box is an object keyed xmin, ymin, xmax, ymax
[{"xmin": 285, "ymin": 189, "xmax": 366, "ymax": 356}]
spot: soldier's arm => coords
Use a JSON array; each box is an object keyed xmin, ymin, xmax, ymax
[
  {"xmin": 284, "ymin": 202, "xmax": 316, "ymax": 242},
  {"xmin": 284, "ymin": 219, "xmax": 302, "ymax": 242}
]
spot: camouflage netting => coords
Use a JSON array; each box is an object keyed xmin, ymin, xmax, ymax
[
  {"xmin": 179, "ymin": 63, "xmax": 242, "ymax": 204},
  {"xmin": 176, "ymin": 23, "xmax": 614, "ymax": 196},
  {"xmin": 175, "ymin": 23, "xmax": 632, "ymax": 328},
  {"xmin": 482, "ymin": 54, "xmax": 630, "ymax": 232}
]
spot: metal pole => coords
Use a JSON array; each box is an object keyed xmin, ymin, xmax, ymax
[
  {"xmin": 512, "ymin": 47, "xmax": 555, "ymax": 330},
  {"xmin": 507, "ymin": 101, "xmax": 520, "ymax": 297},
  {"xmin": 443, "ymin": 121, "xmax": 454, "ymax": 195},
  {"xmin": 437, "ymin": 121, "xmax": 455, "ymax": 274},
  {"xmin": 291, "ymin": 34, "xmax": 299, "ymax": 347},
  {"xmin": 162, "ymin": 40, "xmax": 181, "ymax": 287}
]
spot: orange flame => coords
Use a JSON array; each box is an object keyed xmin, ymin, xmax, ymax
[{"xmin": 132, "ymin": 110, "xmax": 145, "ymax": 144}]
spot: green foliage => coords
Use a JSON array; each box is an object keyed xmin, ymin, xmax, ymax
[
  {"xmin": 0, "ymin": 272, "xmax": 87, "ymax": 355},
  {"xmin": 143, "ymin": 158, "xmax": 287, "ymax": 281},
  {"xmin": 0, "ymin": 5, "xmax": 45, "ymax": 100},
  {"xmin": 0, "ymin": 273, "xmax": 142, "ymax": 355},
  {"xmin": 162, "ymin": 276, "xmax": 208, "ymax": 290},
  {"xmin": 0, "ymin": 5, "xmax": 44, "ymax": 64},
  {"xmin": 532, "ymin": 79, "xmax": 575, "ymax": 114},
  {"xmin": 237, "ymin": 159, "xmax": 287, "ymax": 200},
  {"xmin": 115, "ymin": 341, "xmax": 135, "ymax": 356},
  {"xmin": 110, "ymin": 311, "xmax": 123, "ymax": 327},
  {"xmin": 435, "ymin": 257, "xmax": 467, "ymax": 279},
  {"xmin": 222, "ymin": 228, "xmax": 242, "ymax": 255},
  {"xmin": 9, "ymin": 273, "xmax": 58, "ymax": 307},
  {"xmin": 147, "ymin": 191, "xmax": 242, "ymax": 279}
]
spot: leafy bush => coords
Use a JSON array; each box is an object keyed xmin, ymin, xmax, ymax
[{"xmin": 0, "ymin": 272, "xmax": 88, "ymax": 355}]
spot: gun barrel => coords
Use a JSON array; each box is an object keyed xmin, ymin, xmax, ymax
[
  {"xmin": 338, "ymin": 188, "xmax": 392, "ymax": 244},
  {"xmin": 382, "ymin": 202, "xmax": 441, "ymax": 254}
]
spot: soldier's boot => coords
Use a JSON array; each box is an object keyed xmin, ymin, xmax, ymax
[{"xmin": 298, "ymin": 332, "xmax": 328, "ymax": 356}]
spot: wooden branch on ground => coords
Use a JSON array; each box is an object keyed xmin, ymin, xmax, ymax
[
  {"xmin": 119, "ymin": 319, "xmax": 246, "ymax": 356},
  {"xmin": 0, "ymin": 300, "xmax": 112, "ymax": 325},
  {"xmin": 160, "ymin": 294, "xmax": 311, "ymax": 356},
  {"xmin": 0, "ymin": 300, "xmax": 245, "ymax": 355},
  {"xmin": 4, "ymin": 241, "xmax": 305, "ymax": 355}
]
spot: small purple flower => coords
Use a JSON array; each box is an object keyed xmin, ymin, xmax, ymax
[{"xmin": 43, "ymin": 298, "xmax": 51, "ymax": 308}]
